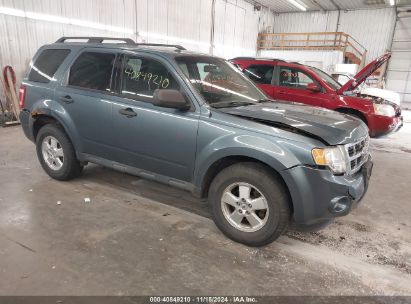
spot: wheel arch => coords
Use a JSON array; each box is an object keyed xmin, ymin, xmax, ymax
[
  {"xmin": 30, "ymin": 110, "xmax": 82, "ymax": 153},
  {"xmin": 197, "ymin": 155, "xmax": 294, "ymax": 214},
  {"xmin": 335, "ymin": 107, "xmax": 368, "ymax": 125},
  {"xmin": 32, "ymin": 114, "xmax": 59, "ymax": 140}
]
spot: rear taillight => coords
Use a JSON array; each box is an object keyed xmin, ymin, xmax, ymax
[{"xmin": 19, "ymin": 85, "xmax": 26, "ymax": 109}]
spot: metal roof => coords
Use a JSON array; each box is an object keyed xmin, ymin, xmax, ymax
[{"xmin": 255, "ymin": 0, "xmax": 411, "ymax": 13}]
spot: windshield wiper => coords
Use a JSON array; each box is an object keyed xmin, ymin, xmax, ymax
[{"xmin": 210, "ymin": 101, "xmax": 256, "ymax": 108}]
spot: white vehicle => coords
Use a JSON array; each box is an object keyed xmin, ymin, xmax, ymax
[{"xmin": 331, "ymin": 72, "xmax": 401, "ymax": 106}]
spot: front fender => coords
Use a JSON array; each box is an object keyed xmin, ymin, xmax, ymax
[
  {"xmin": 335, "ymin": 95, "xmax": 374, "ymax": 115},
  {"xmin": 193, "ymin": 132, "xmax": 305, "ymax": 189}
]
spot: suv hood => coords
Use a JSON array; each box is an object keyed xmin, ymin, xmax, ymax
[
  {"xmin": 217, "ymin": 102, "xmax": 367, "ymax": 145},
  {"xmin": 337, "ymin": 53, "xmax": 391, "ymax": 95}
]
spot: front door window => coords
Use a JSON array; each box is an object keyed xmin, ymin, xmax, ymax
[
  {"xmin": 121, "ymin": 56, "xmax": 179, "ymax": 102},
  {"xmin": 279, "ymin": 67, "xmax": 315, "ymax": 89}
]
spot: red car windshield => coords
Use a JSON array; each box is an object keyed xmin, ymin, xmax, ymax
[
  {"xmin": 308, "ymin": 66, "xmax": 342, "ymax": 91},
  {"xmin": 175, "ymin": 56, "xmax": 266, "ymax": 106}
]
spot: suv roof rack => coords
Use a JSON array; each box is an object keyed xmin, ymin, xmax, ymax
[
  {"xmin": 135, "ymin": 43, "xmax": 186, "ymax": 50},
  {"xmin": 231, "ymin": 57, "xmax": 285, "ymax": 62},
  {"xmin": 55, "ymin": 37, "xmax": 186, "ymax": 51},
  {"xmin": 231, "ymin": 57, "xmax": 258, "ymax": 60},
  {"xmin": 56, "ymin": 37, "xmax": 136, "ymax": 44}
]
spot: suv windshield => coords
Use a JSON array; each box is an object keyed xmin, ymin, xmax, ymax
[
  {"xmin": 309, "ymin": 66, "xmax": 342, "ymax": 91},
  {"xmin": 175, "ymin": 56, "xmax": 266, "ymax": 107}
]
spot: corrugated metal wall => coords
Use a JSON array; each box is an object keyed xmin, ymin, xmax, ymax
[
  {"xmin": 0, "ymin": 0, "xmax": 274, "ymax": 91},
  {"xmin": 213, "ymin": 0, "xmax": 262, "ymax": 58},
  {"xmin": 0, "ymin": 0, "xmax": 138, "ymax": 88},
  {"xmin": 271, "ymin": 10, "xmax": 339, "ymax": 33},
  {"xmin": 338, "ymin": 8, "xmax": 396, "ymax": 61},
  {"xmin": 135, "ymin": 0, "xmax": 212, "ymax": 52},
  {"xmin": 1, "ymin": 0, "xmax": 396, "ymax": 99},
  {"xmin": 259, "ymin": 50, "xmax": 343, "ymax": 72},
  {"xmin": 269, "ymin": 8, "xmax": 396, "ymax": 64},
  {"xmin": 386, "ymin": 13, "xmax": 411, "ymax": 105}
]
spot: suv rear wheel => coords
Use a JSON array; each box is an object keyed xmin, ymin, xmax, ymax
[
  {"xmin": 208, "ymin": 162, "xmax": 290, "ymax": 247},
  {"xmin": 36, "ymin": 124, "xmax": 83, "ymax": 180}
]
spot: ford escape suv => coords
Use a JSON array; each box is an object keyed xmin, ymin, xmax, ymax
[
  {"xmin": 231, "ymin": 54, "xmax": 403, "ymax": 137},
  {"xmin": 19, "ymin": 37, "xmax": 373, "ymax": 247}
]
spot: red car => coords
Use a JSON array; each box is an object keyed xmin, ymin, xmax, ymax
[{"xmin": 231, "ymin": 53, "xmax": 403, "ymax": 137}]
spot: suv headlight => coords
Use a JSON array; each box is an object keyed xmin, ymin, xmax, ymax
[
  {"xmin": 312, "ymin": 146, "xmax": 347, "ymax": 174},
  {"xmin": 373, "ymin": 103, "xmax": 395, "ymax": 117}
]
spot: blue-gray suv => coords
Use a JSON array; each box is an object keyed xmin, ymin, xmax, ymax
[{"xmin": 19, "ymin": 37, "xmax": 373, "ymax": 246}]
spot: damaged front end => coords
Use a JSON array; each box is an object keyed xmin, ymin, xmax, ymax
[
  {"xmin": 228, "ymin": 114, "xmax": 329, "ymax": 145},
  {"xmin": 216, "ymin": 102, "xmax": 369, "ymax": 146}
]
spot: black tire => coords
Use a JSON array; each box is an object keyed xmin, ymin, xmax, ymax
[
  {"xmin": 36, "ymin": 123, "xmax": 83, "ymax": 181},
  {"xmin": 208, "ymin": 162, "xmax": 291, "ymax": 247}
]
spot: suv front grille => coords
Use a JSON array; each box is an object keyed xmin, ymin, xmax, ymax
[{"xmin": 345, "ymin": 136, "xmax": 370, "ymax": 174}]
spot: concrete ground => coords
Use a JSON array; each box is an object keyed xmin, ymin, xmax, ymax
[{"xmin": 0, "ymin": 113, "xmax": 411, "ymax": 296}]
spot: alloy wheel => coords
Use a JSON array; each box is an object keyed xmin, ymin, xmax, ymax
[
  {"xmin": 220, "ymin": 182, "xmax": 269, "ymax": 232},
  {"xmin": 41, "ymin": 135, "xmax": 64, "ymax": 171}
]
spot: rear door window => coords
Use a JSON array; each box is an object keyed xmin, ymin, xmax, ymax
[
  {"xmin": 68, "ymin": 52, "xmax": 115, "ymax": 92},
  {"xmin": 243, "ymin": 64, "xmax": 274, "ymax": 84},
  {"xmin": 121, "ymin": 56, "xmax": 179, "ymax": 102},
  {"xmin": 28, "ymin": 49, "xmax": 70, "ymax": 83}
]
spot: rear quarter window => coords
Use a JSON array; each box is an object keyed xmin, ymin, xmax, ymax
[
  {"xmin": 28, "ymin": 49, "xmax": 71, "ymax": 83},
  {"xmin": 243, "ymin": 64, "xmax": 274, "ymax": 85}
]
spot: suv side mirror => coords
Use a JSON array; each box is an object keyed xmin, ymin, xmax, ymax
[
  {"xmin": 153, "ymin": 89, "xmax": 190, "ymax": 111},
  {"xmin": 306, "ymin": 83, "xmax": 321, "ymax": 92}
]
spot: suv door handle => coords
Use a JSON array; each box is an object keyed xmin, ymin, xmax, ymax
[
  {"xmin": 118, "ymin": 107, "xmax": 137, "ymax": 118},
  {"xmin": 60, "ymin": 95, "xmax": 74, "ymax": 103}
]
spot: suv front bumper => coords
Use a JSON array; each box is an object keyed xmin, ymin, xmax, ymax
[{"xmin": 281, "ymin": 156, "xmax": 373, "ymax": 225}]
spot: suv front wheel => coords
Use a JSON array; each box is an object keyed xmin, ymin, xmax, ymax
[
  {"xmin": 208, "ymin": 162, "xmax": 290, "ymax": 247},
  {"xmin": 36, "ymin": 124, "xmax": 83, "ymax": 180}
]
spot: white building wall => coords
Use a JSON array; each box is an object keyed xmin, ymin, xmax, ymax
[
  {"xmin": 136, "ymin": 0, "xmax": 212, "ymax": 53},
  {"xmin": 213, "ymin": 0, "xmax": 264, "ymax": 58},
  {"xmin": 258, "ymin": 4, "xmax": 275, "ymax": 33},
  {"xmin": 0, "ymin": 0, "xmax": 396, "ymax": 97},
  {"xmin": 386, "ymin": 14, "xmax": 411, "ymax": 105},
  {"xmin": 0, "ymin": 0, "xmax": 273, "ymax": 90},
  {"xmin": 338, "ymin": 8, "xmax": 396, "ymax": 62},
  {"xmin": 268, "ymin": 8, "xmax": 396, "ymax": 64},
  {"xmin": 270, "ymin": 10, "xmax": 339, "ymax": 33},
  {"xmin": 259, "ymin": 50, "xmax": 344, "ymax": 73},
  {"xmin": 0, "ymin": 0, "xmax": 138, "ymax": 87}
]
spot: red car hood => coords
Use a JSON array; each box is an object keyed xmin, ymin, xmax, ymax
[{"xmin": 337, "ymin": 52, "xmax": 391, "ymax": 95}]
